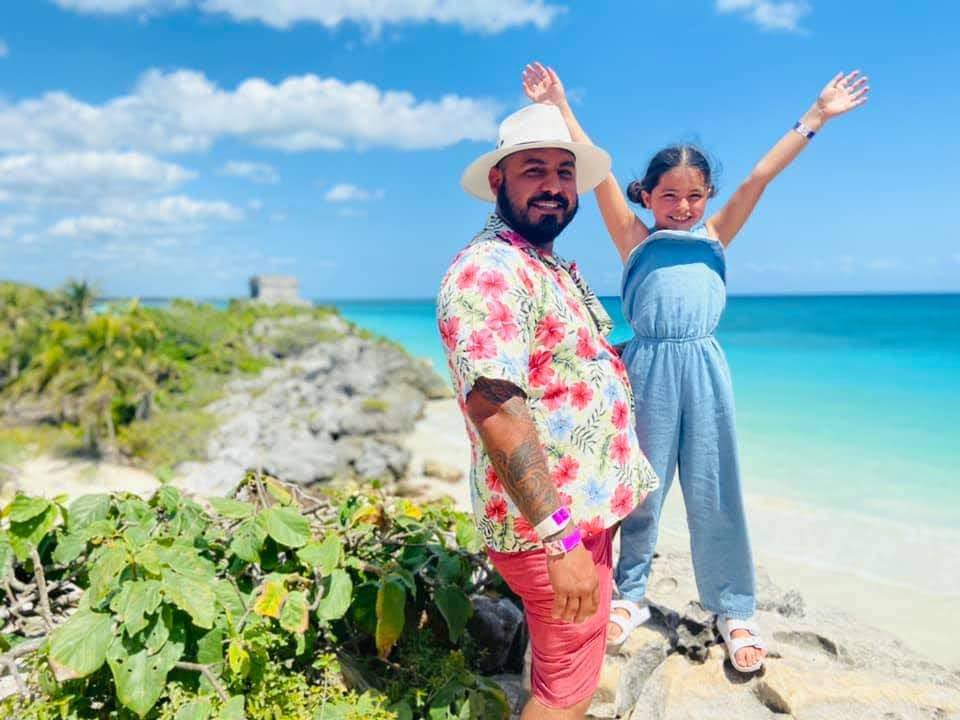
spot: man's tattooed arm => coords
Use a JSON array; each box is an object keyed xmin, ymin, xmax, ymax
[{"xmin": 466, "ymin": 377, "xmax": 562, "ymax": 531}]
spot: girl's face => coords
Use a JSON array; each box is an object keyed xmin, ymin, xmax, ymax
[{"xmin": 640, "ymin": 166, "xmax": 711, "ymax": 231}]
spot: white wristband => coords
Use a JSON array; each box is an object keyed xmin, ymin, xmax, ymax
[{"xmin": 534, "ymin": 506, "xmax": 572, "ymax": 539}]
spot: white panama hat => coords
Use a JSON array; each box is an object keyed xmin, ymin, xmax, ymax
[{"xmin": 460, "ymin": 103, "xmax": 612, "ymax": 202}]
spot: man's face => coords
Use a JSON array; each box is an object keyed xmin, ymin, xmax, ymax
[{"xmin": 489, "ymin": 148, "xmax": 579, "ymax": 246}]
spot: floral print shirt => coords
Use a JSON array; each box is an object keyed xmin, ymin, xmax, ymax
[{"xmin": 437, "ymin": 213, "xmax": 659, "ymax": 552}]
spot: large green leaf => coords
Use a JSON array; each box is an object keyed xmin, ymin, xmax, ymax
[
  {"xmin": 67, "ymin": 494, "xmax": 111, "ymax": 531},
  {"xmin": 6, "ymin": 494, "xmax": 52, "ymax": 523},
  {"xmin": 315, "ymin": 569, "xmax": 353, "ymax": 622},
  {"xmin": 48, "ymin": 607, "xmax": 114, "ymax": 681},
  {"xmin": 217, "ymin": 696, "xmax": 245, "ymax": 720},
  {"xmin": 295, "ymin": 534, "xmax": 340, "ymax": 576},
  {"xmin": 174, "ymin": 700, "xmax": 212, "ymax": 720},
  {"xmin": 52, "ymin": 530, "xmax": 88, "ymax": 566},
  {"xmin": 434, "ymin": 585, "xmax": 473, "ymax": 644},
  {"xmin": 207, "ymin": 497, "xmax": 254, "ymax": 520},
  {"xmin": 110, "ymin": 579, "xmax": 163, "ymax": 636},
  {"xmin": 161, "ymin": 569, "xmax": 216, "ymax": 629},
  {"xmin": 228, "ymin": 518, "xmax": 266, "ymax": 564},
  {"xmin": 87, "ymin": 542, "xmax": 129, "ymax": 604},
  {"xmin": 375, "ymin": 577, "xmax": 406, "ymax": 659},
  {"xmin": 279, "ymin": 590, "xmax": 309, "ymax": 634},
  {"xmin": 107, "ymin": 635, "xmax": 184, "ymax": 717},
  {"xmin": 214, "ymin": 580, "xmax": 246, "ymax": 627},
  {"xmin": 261, "ymin": 506, "xmax": 310, "ymax": 548},
  {"xmin": 9, "ymin": 505, "xmax": 59, "ymax": 561}
]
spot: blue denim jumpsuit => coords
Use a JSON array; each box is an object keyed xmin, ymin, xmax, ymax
[{"xmin": 616, "ymin": 227, "xmax": 755, "ymax": 618}]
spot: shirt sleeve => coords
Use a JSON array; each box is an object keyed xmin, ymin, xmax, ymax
[{"xmin": 437, "ymin": 243, "xmax": 537, "ymax": 400}]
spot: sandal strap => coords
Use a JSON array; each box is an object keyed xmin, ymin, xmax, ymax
[
  {"xmin": 727, "ymin": 635, "xmax": 765, "ymax": 655},
  {"xmin": 610, "ymin": 599, "xmax": 646, "ymax": 625},
  {"xmin": 717, "ymin": 616, "xmax": 760, "ymax": 639}
]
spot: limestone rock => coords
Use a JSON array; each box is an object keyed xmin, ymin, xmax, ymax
[
  {"xmin": 423, "ymin": 460, "xmax": 463, "ymax": 483},
  {"xmin": 469, "ymin": 597, "xmax": 526, "ymax": 675}
]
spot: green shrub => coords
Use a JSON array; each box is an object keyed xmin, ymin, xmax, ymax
[
  {"xmin": 0, "ymin": 476, "xmax": 510, "ymax": 720},
  {"xmin": 118, "ymin": 410, "xmax": 220, "ymax": 469}
]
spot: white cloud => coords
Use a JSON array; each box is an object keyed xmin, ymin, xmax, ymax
[
  {"xmin": 49, "ymin": 216, "xmax": 128, "ymax": 238},
  {"xmin": 0, "ymin": 69, "xmax": 499, "ymax": 154},
  {"xmin": 324, "ymin": 183, "xmax": 383, "ymax": 203},
  {"xmin": 52, "ymin": 0, "xmax": 563, "ymax": 32},
  {"xmin": 0, "ymin": 214, "xmax": 34, "ymax": 239},
  {"xmin": 0, "ymin": 151, "xmax": 193, "ymax": 203},
  {"xmin": 0, "ymin": 39, "xmax": 9, "ymax": 58},
  {"xmin": 715, "ymin": 0, "xmax": 809, "ymax": 32},
  {"xmin": 220, "ymin": 160, "xmax": 279, "ymax": 184},
  {"xmin": 201, "ymin": 0, "xmax": 563, "ymax": 33},
  {"xmin": 53, "ymin": 0, "xmax": 190, "ymax": 13},
  {"xmin": 49, "ymin": 195, "xmax": 243, "ymax": 238}
]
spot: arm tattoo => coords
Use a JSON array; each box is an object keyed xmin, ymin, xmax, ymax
[
  {"xmin": 471, "ymin": 377, "xmax": 526, "ymax": 405},
  {"xmin": 468, "ymin": 378, "xmax": 560, "ymax": 527},
  {"xmin": 488, "ymin": 419, "xmax": 560, "ymax": 528}
]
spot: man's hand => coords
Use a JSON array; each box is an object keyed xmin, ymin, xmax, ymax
[{"xmin": 546, "ymin": 543, "xmax": 600, "ymax": 623}]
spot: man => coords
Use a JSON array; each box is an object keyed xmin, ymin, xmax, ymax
[{"xmin": 437, "ymin": 103, "xmax": 659, "ymax": 719}]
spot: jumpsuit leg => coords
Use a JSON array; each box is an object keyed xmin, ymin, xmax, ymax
[
  {"xmin": 676, "ymin": 340, "xmax": 756, "ymax": 619},
  {"xmin": 616, "ymin": 342, "xmax": 682, "ymax": 604}
]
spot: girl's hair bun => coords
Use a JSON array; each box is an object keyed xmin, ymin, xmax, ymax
[{"xmin": 626, "ymin": 180, "xmax": 645, "ymax": 206}]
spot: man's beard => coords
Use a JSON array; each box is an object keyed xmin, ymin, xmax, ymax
[{"xmin": 497, "ymin": 181, "xmax": 578, "ymax": 246}]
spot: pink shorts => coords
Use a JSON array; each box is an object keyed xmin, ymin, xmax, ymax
[{"xmin": 487, "ymin": 529, "xmax": 613, "ymax": 709}]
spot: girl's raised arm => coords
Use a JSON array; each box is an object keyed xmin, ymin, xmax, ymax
[
  {"xmin": 523, "ymin": 62, "xmax": 650, "ymax": 263},
  {"xmin": 707, "ymin": 71, "xmax": 869, "ymax": 247}
]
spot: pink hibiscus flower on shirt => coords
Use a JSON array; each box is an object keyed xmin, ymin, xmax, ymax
[
  {"xmin": 439, "ymin": 316, "xmax": 460, "ymax": 351},
  {"xmin": 611, "ymin": 401, "xmax": 629, "ymax": 430},
  {"xmin": 551, "ymin": 456, "xmax": 580, "ymax": 487},
  {"xmin": 466, "ymin": 329, "xmax": 497, "ymax": 360},
  {"xmin": 569, "ymin": 381, "xmax": 593, "ymax": 410},
  {"xmin": 535, "ymin": 315, "xmax": 564, "ymax": 349},
  {"xmin": 610, "ymin": 484, "xmax": 635, "ymax": 518},
  {"xmin": 485, "ymin": 466, "xmax": 503, "ymax": 494},
  {"xmin": 457, "ymin": 264, "xmax": 479, "ymax": 290},
  {"xmin": 542, "ymin": 382, "xmax": 569, "ymax": 411},
  {"xmin": 478, "ymin": 270, "xmax": 508, "ymax": 298},
  {"xmin": 528, "ymin": 351, "xmax": 554, "ymax": 387},
  {"xmin": 485, "ymin": 496, "xmax": 508, "ymax": 523},
  {"xmin": 578, "ymin": 515, "xmax": 605, "ymax": 538},
  {"xmin": 513, "ymin": 515, "xmax": 540, "ymax": 544},
  {"xmin": 575, "ymin": 327, "xmax": 597, "ymax": 360},
  {"xmin": 486, "ymin": 300, "xmax": 519, "ymax": 341},
  {"xmin": 610, "ymin": 433, "xmax": 631, "ymax": 465}
]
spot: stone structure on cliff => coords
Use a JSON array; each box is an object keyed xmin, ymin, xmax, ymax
[{"xmin": 249, "ymin": 275, "xmax": 309, "ymax": 306}]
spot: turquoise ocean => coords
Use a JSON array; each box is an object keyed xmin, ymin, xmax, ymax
[{"xmin": 333, "ymin": 295, "xmax": 960, "ymax": 533}]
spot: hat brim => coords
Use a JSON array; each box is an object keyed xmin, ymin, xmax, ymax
[{"xmin": 460, "ymin": 140, "xmax": 612, "ymax": 202}]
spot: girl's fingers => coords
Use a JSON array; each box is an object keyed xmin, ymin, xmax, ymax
[
  {"xmin": 844, "ymin": 70, "xmax": 861, "ymax": 86},
  {"xmin": 829, "ymin": 71, "xmax": 845, "ymax": 87},
  {"xmin": 849, "ymin": 76, "xmax": 868, "ymax": 90}
]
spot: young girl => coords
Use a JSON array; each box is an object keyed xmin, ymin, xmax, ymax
[{"xmin": 522, "ymin": 62, "xmax": 868, "ymax": 672}]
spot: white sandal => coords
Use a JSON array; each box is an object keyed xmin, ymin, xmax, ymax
[
  {"xmin": 716, "ymin": 615, "xmax": 765, "ymax": 673},
  {"xmin": 606, "ymin": 599, "xmax": 651, "ymax": 650}
]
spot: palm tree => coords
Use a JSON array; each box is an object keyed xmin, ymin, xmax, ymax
[{"xmin": 58, "ymin": 279, "xmax": 100, "ymax": 322}]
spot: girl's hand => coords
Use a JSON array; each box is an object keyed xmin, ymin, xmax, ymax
[
  {"xmin": 816, "ymin": 70, "xmax": 870, "ymax": 120},
  {"xmin": 522, "ymin": 62, "xmax": 568, "ymax": 107}
]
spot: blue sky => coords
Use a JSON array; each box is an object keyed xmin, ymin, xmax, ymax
[{"xmin": 1, "ymin": 1, "xmax": 958, "ymax": 299}]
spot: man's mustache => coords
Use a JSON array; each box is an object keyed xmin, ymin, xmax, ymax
[{"xmin": 528, "ymin": 193, "xmax": 569, "ymax": 210}]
